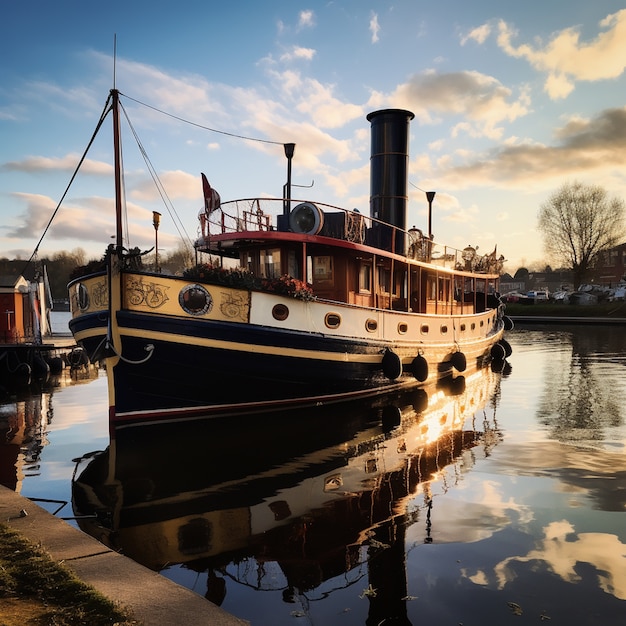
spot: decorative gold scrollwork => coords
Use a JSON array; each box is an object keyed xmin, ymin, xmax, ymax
[
  {"xmin": 126, "ymin": 278, "xmax": 170, "ymax": 308},
  {"xmin": 219, "ymin": 291, "xmax": 249, "ymax": 321}
]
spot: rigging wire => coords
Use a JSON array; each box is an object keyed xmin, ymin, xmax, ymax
[
  {"xmin": 121, "ymin": 92, "xmax": 288, "ymax": 146},
  {"xmin": 23, "ymin": 89, "xmax": 291, "ymax": 270},
  {"xmin": 20, "ymin": 92, "xmax": 114, "ymax": 278},
  {"xmin": 119, "ymin": 101, "xmax": 195, "ymax": 254},
  {"xmin": 409, "ymin": 181, "xmax": 428, "ymax": 194}
]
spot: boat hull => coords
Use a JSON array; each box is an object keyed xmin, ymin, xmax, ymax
[{"xmin": 69, "ymin": 272, "xmax": 506, "ymax": 427}]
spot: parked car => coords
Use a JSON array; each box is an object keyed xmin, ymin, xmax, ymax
[
  {"xmin": 527, "ymin": 290, "xmax": 548, "ymax": 301},
  {"xmin": 502, "ymin": 291, "xmax": 533, "ymax": 304}
]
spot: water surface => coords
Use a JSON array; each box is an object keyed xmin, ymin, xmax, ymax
[{"xmin": 2, "ymin": 324, "xmax": 625, "ymax": 625}]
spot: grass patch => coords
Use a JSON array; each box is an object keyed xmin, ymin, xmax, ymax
[{"xmin": 0, "ymin": 522, "xmax": 140, "ymax": 625}]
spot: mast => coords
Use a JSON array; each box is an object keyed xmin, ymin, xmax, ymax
[
  {"xmin": 111, "ymin": 88, "xmax": 124, "ymax": 253},
  {"xmin": 106, "ymin": 87, "xmax": 124, "ymax": 425}
]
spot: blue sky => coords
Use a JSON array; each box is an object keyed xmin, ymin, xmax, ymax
[{"xmin": 2, "ymin": 1, "xmax": 626, "ymax": 273}]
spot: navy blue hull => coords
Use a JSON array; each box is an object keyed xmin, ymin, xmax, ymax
[{"xmin": 112, "ymin": 310, "xmax": 395, "ymax": 415}]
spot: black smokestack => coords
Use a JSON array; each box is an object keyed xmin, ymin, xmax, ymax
[{"xmin": 367, "ymin": 109, "xmax": 414, "ymax": 253}]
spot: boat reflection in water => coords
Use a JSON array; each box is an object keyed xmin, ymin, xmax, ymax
[{"xmin": 72, "ymin": 365, "xmax": 504, "ymax": 624}]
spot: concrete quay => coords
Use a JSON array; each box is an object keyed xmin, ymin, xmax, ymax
[{"xmin": 0, "ymin": 485, "xmax": 249, "ymax": 625}]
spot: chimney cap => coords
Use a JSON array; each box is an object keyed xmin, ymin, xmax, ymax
[{"xmin": 366, "ymin": 109, "xmax": 415, "ymax": 122}]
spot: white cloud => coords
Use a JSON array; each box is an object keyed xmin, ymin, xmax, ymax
[
  {"xmin": 461, "ymin": 23, "xmax": 492, "ymax": 46},
  {"xmin": 3, "ymin": 154, "xmax": 113, "ymax": 176},
  {"xmin": 370, "ymin": 12, "xmax": 380, "ymax": 44},
  {"xmin": 298, "ymin": 10, "xmax": 315, "ymax": 30},
  {"xmin": 280, "ymin": 46, "xmax": 316, "ymax": 63},
  {"xmin": 130, "ymin": 169, "xmax": 201, "ymax": 202},
  {"xmin": 496, "ymin": 9, "xmax": 626, "ymax": 100},
  {"xmin": 7, "ymin": 190, "xmax": 181, "ymax": 252},
  {"xmin": 371, "ymin": 70, "xmax": 531, "ymax": 139}
]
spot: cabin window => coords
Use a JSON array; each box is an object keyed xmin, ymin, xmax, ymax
[
  {"xmin": 259, "ymin": 248, "xmax": 282, "ymax": 278},
  {"xmin": 427, "ymin": 276, "xmax": 437, "ymax": 301},
  {"xmin": 471, "ymin": 322, "xmax": 476, "ymax": 330},
  {"xmin": 287, "ymin": 250, "xmax": 299, "ymax": 279},
  {"xmin": 359, "ymin": 262, "xmax": 372, "ymax": 293},
  {"xmin": 460, "ymin": 323, "xmax": 466, "ymax": 332},
  {"xmin": 438, "ymin": 277, "xmax": 451, "ymax": 302},
  {"xmin": 378, "ymin": 268, "xmax": 391, "ymax": 294},
  {"xmin": 313, "ymin": 256, "xmax": 334, "ymax": 285},
  {"xmin": 420, "ymin": 324, "xmax": 429, "ymax": 334},
  {"xmin": 397, "ymin": 322, "xmax": 408, "ymax": 334},
  {"xmin": 441, "ymin": 325, "xmax": 448, "ymax": 334},
  {"xmin": 394, "ymin": 270, "xmax": 406, "ymax": 299}
]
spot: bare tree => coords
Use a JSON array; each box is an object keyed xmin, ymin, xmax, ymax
[{"xmin": 538, "ymin": 181, "xmax": 625, "ymax": 289}]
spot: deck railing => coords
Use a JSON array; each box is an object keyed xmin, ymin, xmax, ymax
[{"xmin": 203, "ymin": 198, "xmax": 503, "ymax": 274}]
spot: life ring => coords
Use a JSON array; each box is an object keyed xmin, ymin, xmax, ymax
[
  {"xmin": 381, "ymin": 349, "xmax": 402, "ymax": 380},
  {"xmin": 450, "ymin": 351, "xmax": 467, "ymax": 372},
  {"xmin": 410, "ymin": 354, "xmax": 429, "ymax": 382}
]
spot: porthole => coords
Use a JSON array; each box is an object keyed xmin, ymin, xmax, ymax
[
  {"xmin": 324, "ymin": 474, "xmax": 343, "ymax": 492},
  {"xmin": 325, "ymin": 312, "xmax": 341, "ymax": 329},
  {"xmin": 471, "ymin": 322, "xmax": 476, "ymax": 330},
  {"xmin": 179, "ymin": 284, "xmax": 213, "ymax": 316},
  {"xmin": 420, "ymin": 324, "xmax": 429, "ymax": 334},
  {"xmin": 460, "ymin": 323, "xmax": 466, "ymax": 332},
  {"xmin": 272, "ymin": 304, "xmax": 289, "ymax": 321},
  {"xmin": 397, "ymin": 322, "xmax": 408, "ymax": 334},
  {"xmin": 480, "ymin": 320, "xmax": 484, "ymax": 327},
  {"xmin": 441, "ymin": 325, "xmax": 448, "ymax": 334},
  {"xmin": 366, "ymin": 318, "xmax": 378, "ymax": 332},
  {"xmin": 77, "ymin": 283, "xmax": 89, "ymax": 311}
]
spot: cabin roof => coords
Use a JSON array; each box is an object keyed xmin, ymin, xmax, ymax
[{"xmin": 0, "ymin": 273, "xmax": 29, "ymax": 291}]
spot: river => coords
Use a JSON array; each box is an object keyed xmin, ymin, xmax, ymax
[{"xmin": 1, "ymin": 320, "xmax": 625, "ymax": 625}]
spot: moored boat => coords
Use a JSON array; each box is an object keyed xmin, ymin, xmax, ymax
[{"xmin": 68, "ymin": 90, "xmax": 511, "ymax": 429}]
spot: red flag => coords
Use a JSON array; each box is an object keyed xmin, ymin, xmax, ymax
[{"xmin": 201, "ymin": 173, "xmax": 221, "ymax": 213}]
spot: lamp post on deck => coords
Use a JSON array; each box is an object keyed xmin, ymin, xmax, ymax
[
  {"xmin": 426, "ymin": 191, "xmax": 436, "ymax": 240},
  {"xmin": 152, "ymin": 211, "xmax": 161, "ymax": 272},
  {"xmin": 283, "ymin": 142, "xmax": 295, "ymax": 218}
]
